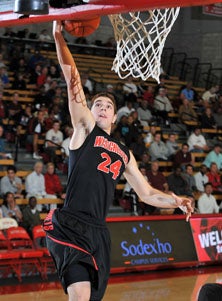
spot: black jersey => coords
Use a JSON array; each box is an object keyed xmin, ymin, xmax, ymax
[{"xmin": 63, "ymin": 125, "xmax": 130, "ymax": 220}]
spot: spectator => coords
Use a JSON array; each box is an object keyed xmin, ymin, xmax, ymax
[
  {"xmin": 81, "ymin": 72, "xmax": 93, "ymax": 94},
  {"xmin": 165, "ymin": 133, "xmax": 179, "ymax": 160},
  {"xmin": 137, "ymin": 99, "xmax": 153, "ymax": 126},
  {"xmin": 2, "ymin": 192, "xmax": 23, "ymax": 224},
  {"xmin": 22, "ymin": 196, "xmax": 41, "ymax": 238},
  {"xmin": 130, "ymin": 133, "xmax": 147, "ymax": 161},
  {"xmin": 200, "ymin": 107, "xmax": 217, "ymax": 129},
  {"xmin": 0, "ymin": 66, "xmax": 9, "ymax": 88},
  {"xmin": 201, "ymin": 85, "xmax": 219, "ymax": 107},
  {"xmin": 149, "ymin": 131, "xmax": 169, "ymax": 161},
  {"xmin": 194, "ymin": 164, "xmax": 209, "ymax": 193},
  {"xmin": 123, "ymin": 76, "xmax": 138, "ymax": 96},
  {"xmin": 39, "ymin": 29, "xmax": 52, "ymax": 42},
  {"xmin": 28, "ymin": 50, "xmax": 45, "ymax": 71},
  {"xmin": 26, "ymin": 110, "xmax": 46, "ymax": 159},
  {"xmin": 179, "ymin": 98, "xmax": 198, "ymax": 123},
  {"xmin": 25, "ymin": 161, "xmax": 48, "ymax": 211},
  {"xmin": 167, "ymin": 167, "xmax": 193, "ymax": 197},
  {"xmin": 0, "ymin": 166, "xmax": 23, "ymax": 198},
  {"xmin": 154, "ymin": 87, "xmax": 173, "ymax": 124},
  {"xmin": 7, "ymin": 92, "xmax": 22, "ymax": 120},
  {"xmin": 37, "ymin": 66, "xmax": 48, "ymax": 88},
  {"xmin": 0, "ymin": 125, "xmax": 12, "ymax": 159},
  {"xmin": 117, "ymin": 99, "xmax": 135, "ymax": 123},
  {"xmin": 173, "ymin": 143, "xmax": 194, "ymax": 170},
  {"xmin": 140, "ymin": 152, "xmax": 151, "ymax": 171},
  {"xmin": 203, "ymin": 144, "xmax": 222, "ymax": 170},
  {"xmin": 0, "ymin": 91, "xmax": 7, "ymax": 122},
  {"xmin": 61, "ymin": 127, "xmax": 73, "ymax": 162},
  {"xmin": 44, "ymin": 162, "xmax": 65, "ymax": 209},
  {"xmin": 198, "ymin": 182, "xmax": 219, "ymax": 214},
  {"xmin": 206, "ymin": 162, "xmax": 222, "ymax": 193},
  {"xmin": 147, "ymin": 161, "xmax": 169, "ymax": 193},
  {"xmin": 182, "ymin": 164, "xmax": 197, "ymax": 195},
  {"xmin": 187, "ymin": 127, "xmax": 209, "ymax": 153},
  {"xmin": 180, "ymin": 81, "xmax": 196, "ymax": 102},
  {"xmin": 45, "ymin": 119, "xmax": 63, "ymax": 163},
  {"xmin": 143, "ymin": 85, "xmax": 154, "ymax": 110},
  {"xmin": 143, "ymin": 124, "xmax": 157, "ymax": 145},
  {"xmin": 12, "ymin": 73, "xmax": 27, "ymax": 90}
]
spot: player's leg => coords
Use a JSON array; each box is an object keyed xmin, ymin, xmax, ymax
[
  {"xmin": 64, "ymin": 263, "xmax": 91, "ymax": 301},
  {"xmin": 67, "ymin": 281, "xmax": 91, "ymax": 301}
]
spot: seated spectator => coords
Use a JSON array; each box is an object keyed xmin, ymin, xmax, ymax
[
  {"xmin": 182, "ymin": 164, "xmax": 197, "ymax": 196},
  {"xmin": 0, "ymin": 66, "xmax": 9, "ymax": 88},
  {"xmin": 39, "ymin": 29, "xmax": 52, "ymax": 42},
  {"xmin": 12, "ymin": 73, "xmax": 27, "ymax": 90},
  {"xmin": 165, "ymin": 133, "xmax": 179, "ymax": 160},
  {"xmin": 0, "ymin": 166, "xmax": 23, "ymax": 198},
  {"xmin": 81, "ymin": 72, "xmax": 93, "ymax": 94},
  {"xmin": 200, "ymin": 107, "xmax": 217, "ymax": 129},
  {"xmin": 140, "ymin": 152, "xmax": 151, "ymax": 171},
  {"xmin": 149, "ymin": 131, "xmax": 169, "ymax": 161},
  {"xmin": 143, "ymin": 85, "xmax": 154, "ymax": 110},
  {"xmin": 187, "ymin": 127, "xmax": 209, "ymax": 153},
  {"xmin": 2, "ymin": 192, "xmax": 23, "ymax": 224},
  {"xmin": 173, "ymin": 143, "xmax": 194, "ymax": 170},
  {"xmin": 0, "ymin": 125, "xmax": 12, "ymax": 159},
  {"xmin": 117, "ymin": 98, "xmax": 135, "ymax": 123},
  {"xmin": 123, "ymin": 76, "xmax": 138, "ymax": 96},
  {"xmin": 143, "ymin": 124, "xmax": 157, "ymax": 145},
  {"xmin": 154, "ymin": 87, "xmax": 173, "ymax": 124},
  {"xmin": 147, "ymin": 161, "xmax": 169, "ymax": 193},
  {"xmin": 25, "ymin": 161, "xmax": 48, "ymax": 212},
  {"xmin": 130, "ymin": 133, "xmax": 147, "ymax": 161},
  {"xmin": 179, "ymin": 98, "xmax": 198, "ymax": 123},
  {"xmin": 22, "ymin": 196, "xmax": 41, "ymax": 238},
  {"xmin": 206, "ymin": 162, "xmax": 222, "ymax": 193},
  {"xmin": 0, "ymin": 91, "xmax": 7, "ymax": 122},
  {"xmin": 61, "ymin": 127, "xmax": 74, "ymax": 162},
  {"xmin": 194, "ymin": 164, "xmax": 209, "ymax": 193},
  {"xmin": 26, "ymin": 110, "xmax": 46, "ymax": 159},
  {"xmin": 167, "ymin": 167, "xmax": 193, "ymax": 197},
  {"xmin": 37, "ymin": 66, "xmax": 48, "ymax": 88},
  {"xmin": 137, "ymin": 99, "xmax": 153, "ymax": 127},
  {"xmin": 44, "ymin": 162, "xmax": 65, "ymax": 209},
  {"xmin": 198, "ymin": 182, "xmax": 219, "ymax": 214},
  {"xmin": 45, "ymin": 119, "xmax": 63, "ymax": 164},
  {"xmin": 180, "ymin": 81, "xmax": 196, "ymax": 102},
  {"xmin": 201, "ymin": 85, "xmax": 219, "ymax": 107},
  {"xmin": 203, "ymin": 144, "xmax": 222, "ymax": 170},
  {"xmin": 7, "ymin": 92, "xmax": 22, "ymax": 120}
]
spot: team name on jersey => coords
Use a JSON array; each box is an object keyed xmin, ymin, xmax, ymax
[{"xmin": 94, "ymin": 136, "xmax": 128, "ymax": 165}]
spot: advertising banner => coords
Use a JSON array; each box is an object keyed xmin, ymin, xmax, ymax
[
  {"xmin": 190, "ymin": 217, "xmax": 222, "ymax": 262},
  {"xmin": 108, "ymin": 219, "xmax": 197, "ymax": 270},
  {"xmin": 203, "ymin": 4, "xmax": 222, "ymax": 17}
]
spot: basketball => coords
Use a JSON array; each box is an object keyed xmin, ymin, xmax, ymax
[{"xmin": 63, "ymin": 17, "xmax": 101, "ymax": 37}]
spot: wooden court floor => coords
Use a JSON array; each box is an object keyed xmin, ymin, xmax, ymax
[{"xmin": 0, "ymin": 266, "xmax": 221, "ymax": 301}]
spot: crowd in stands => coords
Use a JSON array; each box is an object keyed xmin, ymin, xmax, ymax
[{"xmin": 0, "ymin": 33, "xmax": 222, "ymax": 228}]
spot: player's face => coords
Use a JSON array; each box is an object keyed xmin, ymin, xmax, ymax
[{"xmin": 91, "ymin": 96, "xmax": 117, "ymax": 132}]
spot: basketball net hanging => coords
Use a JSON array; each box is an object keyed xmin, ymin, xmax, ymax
[{"xmin": 109, "ymin": 8, "xmax": 180, "ymax": 82}]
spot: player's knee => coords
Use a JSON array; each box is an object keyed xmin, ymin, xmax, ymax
[{"xmin": 67, "ymin": 281, "xmax": 91, "ymax": 301}]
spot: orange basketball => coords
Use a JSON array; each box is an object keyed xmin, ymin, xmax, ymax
[{"xmin": 63, "ymin": 17, "xmax": 101, "ymax": 37}]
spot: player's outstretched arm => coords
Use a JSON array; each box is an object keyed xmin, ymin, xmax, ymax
[
  {"xmin": 53, "ymin": 21, "xmax": 94, "ymax": 130},
  {"xmin": 124, "ymin": 152, "xmax": 193, "ymax": 221}
]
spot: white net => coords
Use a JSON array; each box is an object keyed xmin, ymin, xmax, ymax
[{"xmin": 109, "ymin": 8, "xmax": 180, "ymax": 83}]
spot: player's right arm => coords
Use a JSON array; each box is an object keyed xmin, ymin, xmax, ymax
[{"xmin": 53, "ymin": 21, "xmax": 95, "ymax": 141}]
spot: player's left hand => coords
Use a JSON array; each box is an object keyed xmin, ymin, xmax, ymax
[{"xmin": 172, "ymin": 193, "xmax": 193, "ymax": 222}]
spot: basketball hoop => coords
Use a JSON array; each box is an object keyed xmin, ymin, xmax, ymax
[{"xmin": 109, "ymin": 8, "xmax": 180, "ymax": 82}]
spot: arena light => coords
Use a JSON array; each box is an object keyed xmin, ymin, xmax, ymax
[{"xmin": 14, "ymin": 0, "xmax": 49, "ymax": 15}]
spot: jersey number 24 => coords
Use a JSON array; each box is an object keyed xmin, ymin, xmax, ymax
[{"xmin": 97, "ymin": 152, "xmax": 122, "ymax": 180}]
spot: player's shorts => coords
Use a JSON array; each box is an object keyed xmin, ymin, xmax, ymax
[{"xmin": 43, "ymin": 208, "xmax": 111, "ymax": 301}]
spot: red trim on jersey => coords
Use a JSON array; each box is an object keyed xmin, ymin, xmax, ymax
[{"xmin": 47, "ymin": 234, "xmax": 98, "ymax": 270}]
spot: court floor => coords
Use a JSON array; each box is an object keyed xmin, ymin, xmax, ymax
[{"xmin": 0, "ymin": 266, "xmax": 221, "ymax": 301}]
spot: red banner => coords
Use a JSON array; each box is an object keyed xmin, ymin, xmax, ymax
[
  {"xmin": 203, "ymin": 4, "xmax": 222, "ymax": 17},
  {"xmin": 190, "ymin": 217, "xmax": 222, "ymax": 262}
]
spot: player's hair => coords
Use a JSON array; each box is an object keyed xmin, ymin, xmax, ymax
[{"xmin": 91, "ymin": 92, "xmax": 117, "ymax": 114}]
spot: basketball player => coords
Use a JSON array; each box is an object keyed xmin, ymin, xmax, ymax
[{"xmin": 44, "ymin": 21, "xmax": 193, "ymax": 301}]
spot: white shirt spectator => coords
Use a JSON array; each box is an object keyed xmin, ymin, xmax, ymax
[
  {"xmin": 117, "ymin": 105, "xmax": 135, "ymax": 123},
  {"xmin": 45, "ymin": 128, "xmax": 63, "ymax": 147},
  {"xmin": 25, "ymin": 171, "xmax": 46, "ymax": 198},
  {"xmin": 194, "ymin": 172, "xmax": 209, "ymax": 192},
  {"xmin": 187, "ymin": 133, "xmax": 207, "ymax": 151},
  {"xmin": 61, "ymin": 136, "xmax": 71, "ymax": 157},
  {"xmin": 198, "ymin": 193, "xmax": 219, "ymax": 213}
]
